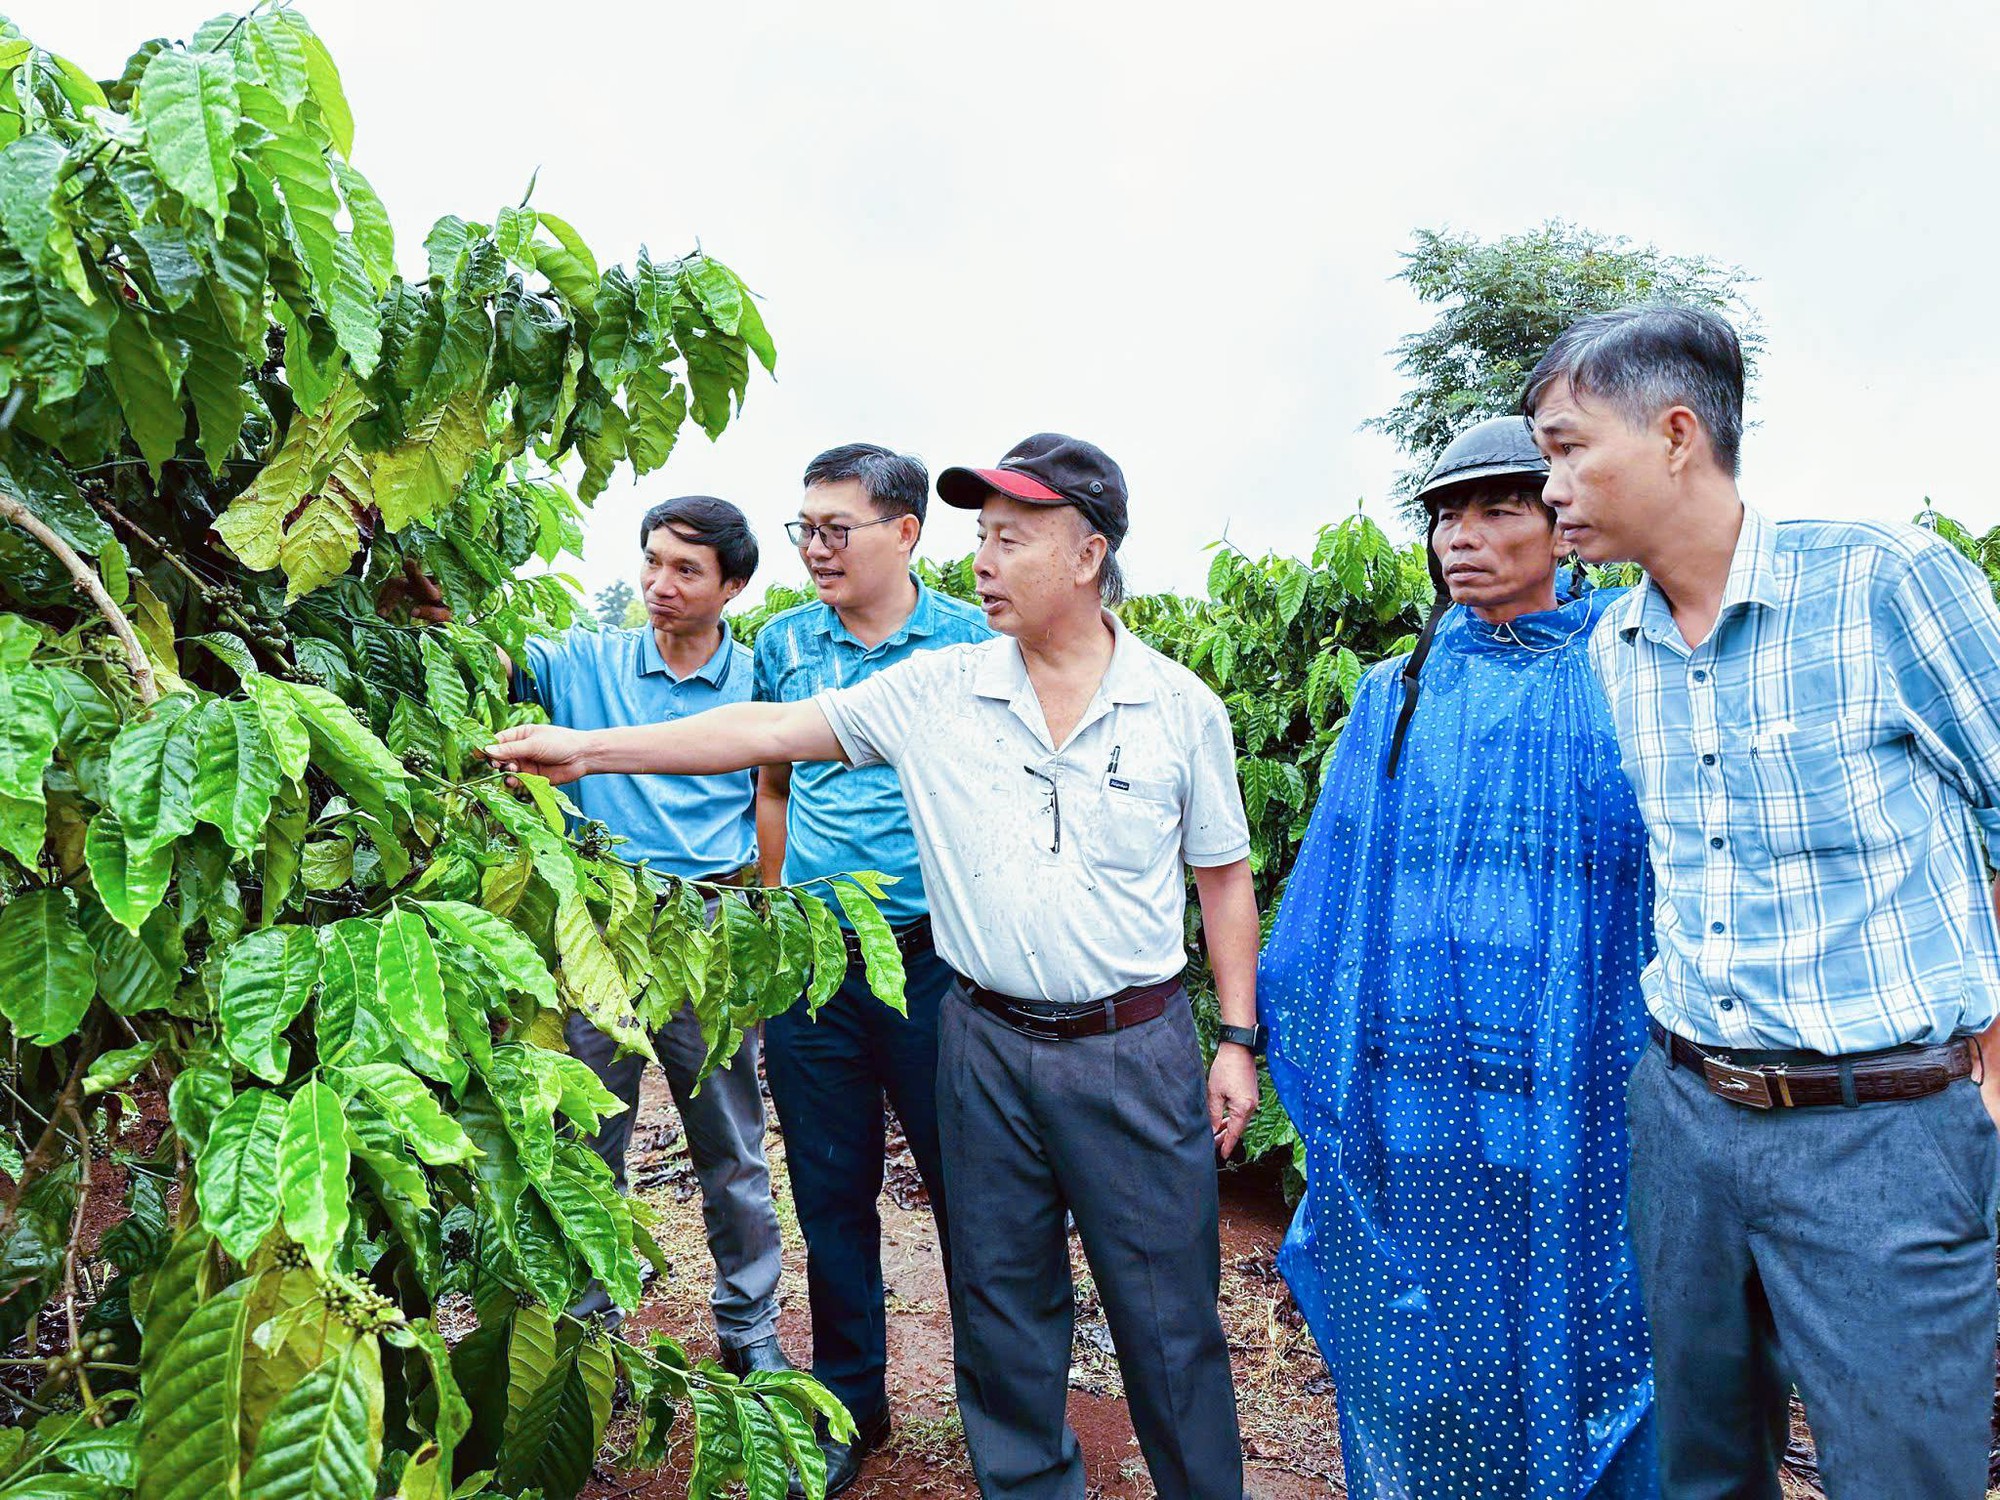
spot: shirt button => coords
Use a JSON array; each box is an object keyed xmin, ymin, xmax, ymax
[
  {"xmin": 1718, "ymin": 997, "xmax": 1736, "ymax": 1011},
  {"xmin": 1710, "ymin": 836, "xmax": 1725, "ymax": 849},
  {"xmin": 1692, "ymin": 669, "xmax": 1708, "ymax": 683},
  {"xmin": 1702, "ymin": 753, "xmax": 1717, "ymax": 766},
  {"xmin": 1711, "ymin": 921, "xmax": 1726, "ymax": 934}
]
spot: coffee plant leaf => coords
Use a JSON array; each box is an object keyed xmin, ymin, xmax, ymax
[
  {"xmin": 278, "ymin": 1079, "xmax": 351, "ymax": 1268},
  {"xmin": 195, "ymin": 1087, "xmax": 287, "ymax": 1260},
  {"xmin": 830, "ymin": 880, "xmax": 905, "ymax": 1017},
  {"xmin": 239, "ymin": 1331, "xmax": 384, "ymax": 1500},
  {"xmin": 0, "ymin": 886, "xmax": 95, "ymax": 1046}
]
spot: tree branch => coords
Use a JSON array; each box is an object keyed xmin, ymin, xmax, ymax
[
  {"xmin": 0, "ymin": 1016, "xmax": 102, "ymax": 1245},
  {"xmin": 0, "ymin": 491, "xmax": 158, "ymax": 707}
]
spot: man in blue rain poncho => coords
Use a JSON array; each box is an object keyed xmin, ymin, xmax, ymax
[{"xmin": 1260, "ymin": 417, "xmax": 1658, "ymax": 1498}]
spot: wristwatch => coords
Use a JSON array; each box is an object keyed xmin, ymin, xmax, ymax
[{"xmin": 1217, "ymin": 1023, "xmax": 1267, "ymax": 1056}]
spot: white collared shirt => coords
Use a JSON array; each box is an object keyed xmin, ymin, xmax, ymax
[{"xmin": 816, "ymin": 611, "xmax": 1251, "ymax": 1003}]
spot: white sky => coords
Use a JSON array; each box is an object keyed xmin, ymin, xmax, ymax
[{"xmin": 29, "ymin": 0, "xmax": 2000, "ymax": 600}]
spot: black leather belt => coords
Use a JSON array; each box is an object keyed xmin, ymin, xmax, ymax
[
  {"xmin": 1649, "ymin": 1021, "xmax": 1977, "ymax": 1109},
  {"xmin": 843, "ymin": 915, "xmax": 933, "ymax": 965},
  {"xmin": 955, "ymin": 974, "xmax": 1184, "ymax": 1042}
]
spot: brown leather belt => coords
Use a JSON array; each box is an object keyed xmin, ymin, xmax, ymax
[
  {"xmin": 1650, "ymin": 1021, "xmax": 1976, "ymax": 1109},
  {"xmin": 955, "ymin": 974, "xmax": 1183, "ymax": 1042}
]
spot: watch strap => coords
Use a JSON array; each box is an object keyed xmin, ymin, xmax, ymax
[{"xmin": 1218, "ymin": 1022, "xmax": 1267, "ymax": 1056}]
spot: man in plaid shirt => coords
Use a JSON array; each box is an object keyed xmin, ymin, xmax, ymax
[{"xmin": 1524, "ymin": 304, "xmax": 2000, "ymax": 1500}]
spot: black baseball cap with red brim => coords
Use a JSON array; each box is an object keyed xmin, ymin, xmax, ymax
[{"xmin": 936, "ymin": 432, "xmax": 1129, "ymax": 548}]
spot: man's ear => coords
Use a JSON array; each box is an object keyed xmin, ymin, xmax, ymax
[
  {"xmin": 722, "ymin": 575, "xmax": 748, "ymax": 605},
  {"xmin": 1662, "ymin": 406, "xmax": 1705, "ymax": 477},
  {"xmin": 898, "ymin": 513, "xmax": 922, "ymax": 556},
  {"xmin": 1076, "ymin": 530, "xmax": 1108, "ymax": 588}
]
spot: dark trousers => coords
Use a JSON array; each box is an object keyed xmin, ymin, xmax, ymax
[
  {"xmin": 564, "ymin": 1002, "xmax": 782, "ymax": 1348},
  {"xmin": 763, "ymin": 942, "xmax": 955, "ymax": 1424},
  {"xmin": 1626, "ymin": 1041, "xmax": 1999, "ymax": 1500},
  {"xmin": 938, "ymin": 983, "xmax": 1243, "ymax": 1500}
]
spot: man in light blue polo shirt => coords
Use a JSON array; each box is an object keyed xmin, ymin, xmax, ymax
[
  {"xmin": 752, "ymin": 443, "xmax": 990, "ymax": 1494},
  {"xmin": 515, "ymin": 494, "xmax": 790, "ymax": 1377}
]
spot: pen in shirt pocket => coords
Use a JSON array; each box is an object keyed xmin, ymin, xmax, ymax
[{"xmin": 1106, "ymin": 744, "xmax": 1130, "ymax": 791}]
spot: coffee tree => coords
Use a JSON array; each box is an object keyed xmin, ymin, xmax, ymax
[{"xmin": 0, "ymin": 11, "xmax": 903, "ymax": 1499}]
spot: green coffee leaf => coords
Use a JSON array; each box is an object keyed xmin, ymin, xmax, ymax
[
  {"xmin": 338, "ymin": 1062, "xmax": 478, "ymax": 1165},
  {"xmin": 0, "ymin": 664, "xmax": 59, "ymax": 802},
  {"xmin": 831, "ymin": 880, "xmax": 905, "ymax": 1017},
  {"xmin": 84, "ymin": 809, "xmax": 174, "ymax": 933},
  {"xmin": 195, "ymin": 1088, "xmax": 286, "ymax": 1260},
  {"xmin": 85, "ymin": 1038, "xmax": 160, "ymax": 1096},
  {"xmin": 191, "ymin": 697, "xmax": 283, "ymax": 853},
  {"xmin": 135, "ymin": 1279, "xmax": 251, "ymax": 1500},
  {"xmin": 316, "ymin": 917, "xmax": 393, "ymax": 1066},
  {"xmin": 416, "ymin": 899, "xmax": 559, "ymax": 1007},
  {"xmin": 106, "ymin": 693, "xmax": 201, "ymax": 858},
  {"xmin": 240, "ymin": 1331, "xmax": 383, "ymax": 1500},
  {"xmin": 375, "ymin": 909, "xmax": 451, "ymax": 1071},
  {"xmin": 220, "ymin": 926, "xmax": 321, "ymax": 1082},
  {"xmin": 0, "ymin": 887, "xmax": 96, "ymax": 1046},
  {"xmin": 798, "ymin": 893, "xmax": 848, "ymax": 1017},
  {"xmin": 138, "ymin": 1228, "xmax": 218, "ymax": 1397},
  {"xmin": 168, "ymin": 1059, "xmax": 234, "ymax": 1158},
  {"xmin": 278, "ymin": 1079, "xmax": 349, "ymax": 1267},
  {"xmin": 137, "ymin": 47, "xmax": 240, "ymax": 227}
]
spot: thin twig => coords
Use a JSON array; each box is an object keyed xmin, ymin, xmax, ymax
[
  {"xmin": 0, "ymin": 491, "xmax": 157, "ymax": 706},
  {"xmin": 89, "ymin": 498, "xmax": 297, "ymax": 674},
  {"xmin": 0, "ymin": 1018, "xmax": 101, "ymax": 1244},
  {"xmin": 59, "ymin": 1102, "xmax": 100, "ymax": 1425}
]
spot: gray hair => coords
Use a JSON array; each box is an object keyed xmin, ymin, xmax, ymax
[
  {"xmin": 1062, "ymin": 506, "xmax": 1125, "ymax": 605},
  {"xmin": 1521, "ymin": 304, "xmax": 1745, "ymax": 476}
]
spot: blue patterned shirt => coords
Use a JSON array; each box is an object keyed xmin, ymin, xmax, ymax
[
  {"xmin": 752, "ymin": 582, "xmax": 992, "ymax": 926},
  {"xmin": 514, "ymin": 625, "xmax": 757, "ymax": 879},
  {"xmin": 1590, "ymin": 505, "xmax": 2000, "ymax": 1054}
]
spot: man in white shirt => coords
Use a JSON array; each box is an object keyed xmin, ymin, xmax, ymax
[{"xmin": 486, "ymin": 433, "xmax": 1259, "ymax": 1500}]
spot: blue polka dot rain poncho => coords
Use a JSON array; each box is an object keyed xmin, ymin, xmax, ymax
[{"xmin": 1260, "ymin": 584, "xmax": 1659, "ymax": 1498}]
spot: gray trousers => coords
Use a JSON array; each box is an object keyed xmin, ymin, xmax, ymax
[
  {"xmin": 565, "ymin": 1001, "xmax": 782, "ymax": 1348},
  {"xmin": 938, "ymin": 984, "xmax": 1243, "ymax": 1500},
  {"xmin": 1627, "ymin": 1041, "xmax": 1999, "ymax": 1500}
]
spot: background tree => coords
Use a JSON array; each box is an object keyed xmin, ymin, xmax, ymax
[
  {"xmin": 1369, "ymin": 221, "xmax": 1763, "ymax": 518},
  {"xmin": 592, "ymin": 577, "xmax": 636, "ymax": 628}
]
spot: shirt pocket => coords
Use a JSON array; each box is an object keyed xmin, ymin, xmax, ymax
[
  {"xmin": 1091, "ymin": 772, "xmax": 1182, "ymax": 875},
  {"xmin": 1739, "ymin": 715, "xmax": 1874, "ymax": 857}
]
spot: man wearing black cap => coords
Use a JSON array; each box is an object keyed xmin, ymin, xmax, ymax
[{"xmin": 485, "ymin": 433, "xmax": 1259, "ymax": 1499}]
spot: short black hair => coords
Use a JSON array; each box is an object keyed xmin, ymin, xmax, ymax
[
  {"xmin": 1521, "ymin": 304, "xmax": 1746, "ymax": 476},
  {"xmin": 802, "ymin": 443, "xmax": 929, "ymax": 525},
  {"xmin": 638, "ymin": 495, "xmax": 758, "ymax": 585}
]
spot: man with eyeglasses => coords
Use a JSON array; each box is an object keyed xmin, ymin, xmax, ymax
[
  {"xmin": 751, "ymin": 443, "xmax": 990, "ymax": 1494},
  {"xmin": 486, "ymin": 433, "xmax": 1259, "ymax": 1499}
]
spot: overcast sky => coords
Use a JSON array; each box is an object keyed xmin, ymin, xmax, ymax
[{"xmin": 27, "ymin": 0, "xmax": 2000, "ymax": 599}]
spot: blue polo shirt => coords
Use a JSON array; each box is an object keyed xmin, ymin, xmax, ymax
[
  {"xmin": 752, "ymin": 583, "xmax": 992, "ymax": 926},
  {"xmin": 514, "ymin": 625, "xmax": 757, "ymax": 879}
]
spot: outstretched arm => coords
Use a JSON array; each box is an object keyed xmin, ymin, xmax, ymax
[{"xmin": 484, "ymin": 701, "xmax": 846, "ymax": 785}]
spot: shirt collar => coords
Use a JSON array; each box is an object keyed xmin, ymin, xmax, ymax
[
  {"xmin": 812, "ymin": 575, "xmax": 939, "ymax": 651},
  {"xmin": 637, "ymin": 624, "xmax": 736, "ymax": 685},
  {"xmin": 1619, "ymin": 503, "xmax": 1777, "ymax": 646},
  {"xmin": 971, "ymin": 610, "xmax": 1157, "ymax": 707}
]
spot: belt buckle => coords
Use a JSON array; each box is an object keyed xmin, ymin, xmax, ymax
[{"xmin": 1702, "ymin": 1056, "xmax": 1775, "ymax": 1109}]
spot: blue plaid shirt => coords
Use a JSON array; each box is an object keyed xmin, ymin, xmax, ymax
[{"xmin": 1591, "ymin": 505, "xmax": 2000, "ymax": 1054}]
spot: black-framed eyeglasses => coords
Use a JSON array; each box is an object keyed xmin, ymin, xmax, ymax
[
  {"xmin": 785, "ymin": 515, "xmax": 901, "ymax": 550},
  {"xmin": 1023, "ymin": 765, "xmax": 1060, "ymax": 854}
]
